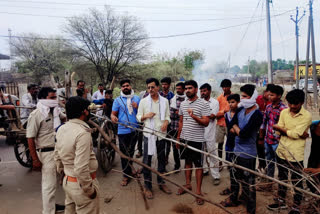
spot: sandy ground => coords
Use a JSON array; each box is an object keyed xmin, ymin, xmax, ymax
[{"xmin": 0, "ymin": 132, "xmax": 314, "ymax": 214}]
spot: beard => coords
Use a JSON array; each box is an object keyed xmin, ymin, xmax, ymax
[
  {"xmin": 123, "ymin": 89, "xmax": 131, "ymax": 95},
  {"xmin": 186, "ymin": 92, "xmax": 195, "ymax": 99}
]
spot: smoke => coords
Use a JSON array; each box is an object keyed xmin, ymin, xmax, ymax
[{"xmin": 191, "ymin": 59, "xmax": 227, "ymax": 95}]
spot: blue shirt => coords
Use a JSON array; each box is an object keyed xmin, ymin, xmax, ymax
[
  {"xmin": 112, "ymin": 95, "xmax": 140, "ymax": 135},
  {"xmin": 234, "ymin": 107, "xmax": 263, "ymax": 159}
]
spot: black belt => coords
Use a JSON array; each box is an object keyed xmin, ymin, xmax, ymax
[{"xmin": 36, "ymin": 147, "xmax": 54, "ymax": 152}]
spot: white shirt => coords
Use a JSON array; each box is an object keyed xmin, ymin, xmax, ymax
[
  {"xmin": 92, "ymin": 90, "xmax": 105, "ymax": 100},
  {"xmin": 20, "ymin": 93, "xmax": 37, "ymax": 125},
  {"xmin": 203, "ymin": 97, "xmax": 219, "ymax": 142},
  {"xmin": 137, "ymin": 97, "xmax": 170, "ymax": 140}
]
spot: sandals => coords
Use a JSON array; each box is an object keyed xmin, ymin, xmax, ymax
[
  {"xmin": 144, "ymin": 189, "xmax": 153, "ymax": 199},
  {"xmin": 176, "ymin": 185, "xmax": 192, "ymax": 195},
  {"xmin": 220, "ymin": 197, "xmax": 239, "ymax": 207},
  {"xmin": 196, "ymin": 194, "xmax": 205, "ymax": 205},
  {"xmin": 219, "ymin": 187, "xmax": 232, "ymax": 195},
  {"xmin": 120, "ymin": 177, "xmax": 130, "ymax": 186}
]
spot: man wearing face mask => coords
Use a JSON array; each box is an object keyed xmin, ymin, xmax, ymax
[
  {"xmin": 224, "ymin": 84, "xmax": 263, "ymax": 214},
  {"xmin": 27, "ymin": 87, "xmax": 66, "ymax": 214},
  {"xmin": 55, "ymin": 96, "xmax": 99, "ymax": 214},
  {"xmin": 111, "ymin": 79, "xmax": 140, "ymax": 186}
]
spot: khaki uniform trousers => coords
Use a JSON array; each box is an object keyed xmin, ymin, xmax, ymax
[
  {"xmin": 37, "ymin": 151, "xmax": 57, "ymax": 214},
  {"xmin": 62, "ymin": 176, "xmax": 100, "ymax": 214}
]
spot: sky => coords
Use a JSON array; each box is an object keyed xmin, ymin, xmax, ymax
[{"xmin": 0, "ymin": 0, "xmax": 320, "ymax": 70}]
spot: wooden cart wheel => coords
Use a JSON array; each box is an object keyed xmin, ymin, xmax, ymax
[
  {"xmin": 13, "ymin": 137, "xmax": 32, "ymax": 168},
  {"xmin": 97, "ymin": 120, "xmax": 116, "ymax": 173}
]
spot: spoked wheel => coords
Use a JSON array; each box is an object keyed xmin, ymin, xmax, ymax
[
  {"xmin": 14, "ymin": 137, "xmax": 32, "ymax": 168},
  {"xmin": 97, "ymin": 121, "xmax": 116, "ymax": 173}
]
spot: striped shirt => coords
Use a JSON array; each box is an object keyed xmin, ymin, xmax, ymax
[{"xmin": 179, "ymin": 98, "xmax": 211, "ymax": 142}]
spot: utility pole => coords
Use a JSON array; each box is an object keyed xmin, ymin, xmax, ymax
[
  {"xmin": 8, "ymin": 28, "xmax": 13, "ymax": 71},
  {"xmin": 304, "ymin": 8, "xmax": 311, "ymax": 109},
  {"xmin": 309, "ymin": 0, "xmax": 318, "ymax": 108},
  {"xmin": 247, "ymin": 57, "xmax": 250, "ymax": 83},
  {"xmin": 291, "ymin": 7, "xmax": 305, "ymax": 89},
  {"xmin": 266, "ymin": 0, "xmax": 273, "ymax": 83}
]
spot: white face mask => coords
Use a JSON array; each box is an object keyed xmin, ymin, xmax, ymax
[{"xmin": 238, "ymin": 89, "xmax": 258, "ymax": 109}]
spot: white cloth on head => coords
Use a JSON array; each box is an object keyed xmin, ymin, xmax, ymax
[
  {"xmin": 146, "ymin": 94, "xmax": 166, "ymax": 155},
  {"xmin": 120, "ymin": 90, "xmax": 135, "ymax": 115},
  {"xmin": 170, "ymin": 94, "xmax": 186, "ymax": 109},
  {"xmin": 238, "ymin": 89, "xmax": 258, "ymax": 109},
  {"xmin": 37, "ymin": 99, "xmax": 61, "ymax": 129}
]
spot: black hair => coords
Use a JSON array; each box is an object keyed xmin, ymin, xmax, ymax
[
  {"xmin": 98, "ymin": 83, "xmax": 104, "ymax": 87},
  {"xmin": 240, "ymin": 84, "xmax": 255, "ymax": 97},
  {"xmin": 77, "ymin": 80, "xmax": 85, "ymax": 86},
  {"xmin": 161, "ymin": 77, "xmax": 172, "ymax": 84},
  {"xmin": 200, "ymin": 83, "xmax": 212, "ymax": 91},
  {"xmin": 146, "ymin": 78, "xmax": 160, "ymax": 86},
  {"xmin": 286, "ymin": 89, "xmax": 305, "ymax": 104},
  {"xmin": 266, "ymin": 83, "xmax": 275, "ymax": 92},
  {"xmin": 105, "ymin": 89, "xmax": 113, "ymax": 95},
  {"xmin": 227, "ymin": 94, "xmax": 240, "ymax": 102},
  {"xmin": 184, "ymin": 80, "xmax": 198, "ymax": 88},
  {"xmin": 220, "ymin": 79, "xmax": 232, "ymax": 87},
  {"xmin": 176, "ymin": 82, "xmax": 185, "ymax": 89},
  {"xmin": 66, "ymin": 96, "xmax": 91, "ymax": 119},
  {"xmin": 76, "ymin": 88, "xmax": 84, "ymax": 97},
  {"xmin": 27, "ymin": 84, "xmax": 38, "ymax": 91},
  {"xmin": 269, "ymin": 85, "xmax": 284, "ymax": 96},
  {"xmin": 120, "ymin": 79, "xmax": 131, "ymax": 86},
  {"xmin": 38, "ymin": 87, "xmax": 56, "ymax": 99}
]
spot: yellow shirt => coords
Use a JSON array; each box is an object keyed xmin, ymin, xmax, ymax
[{"xmin": 276, "ymin": 107, "xmax": 312, "ymax": 162}]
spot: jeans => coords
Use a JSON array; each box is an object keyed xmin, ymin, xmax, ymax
[
  {"xmin": 169, "ymin": 130, "xmax": 180, "ymax": 169},
  {"xmin": 276, "ymin": 155, "xmax": 304, "ymax": 206},
  {"xmin": 118, "ymin": 131, "xmax": 138, "ymax": 178},
  {"xmin": 137, "ymin": 123, "xmax": 143, "ymax": 154},
  {"xmin": 165, "ymin": 126, "xmax": 172, "ymax": 162},
  {"xmin": 230, "ymin": 156, "xmax": 256, "ymax": 214},
  {"xmin": 143, "ymin": 137, "xmax": 166, "ymax": 190},
  {"xmin": 256, "ymin": 134, "xmax": 266, "ymax": 169},
  {"xmin": 265, "ymin": 143, "xmax": 278, "ymax": 178}
]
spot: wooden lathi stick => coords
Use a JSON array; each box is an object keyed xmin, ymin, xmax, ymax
[{"xmin": 88, "ymin": 120, "xmax": 231, "ymax": 214}]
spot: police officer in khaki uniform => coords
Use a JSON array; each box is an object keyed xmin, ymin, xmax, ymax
[
  {"xmin": 26, "ymin": 87, "xmax": 66, "ymax": 214},
  {"xmin": 55, "ymin": 96, "xmax": 99, "ymax": 214}
]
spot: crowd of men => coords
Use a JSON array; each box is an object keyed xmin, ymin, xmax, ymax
[{"xmin": 1, "ymin": 76, "xmax": 319, "ymax": 214}]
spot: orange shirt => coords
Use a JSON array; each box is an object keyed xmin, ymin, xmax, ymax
[{"xmin": 217, "ymin": 93, "xmax": 231, "ymax": 127}]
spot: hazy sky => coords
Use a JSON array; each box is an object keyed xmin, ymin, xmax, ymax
[{"xmin": 1, "ymin": 0, "xmax": 320, "ymax": 69}]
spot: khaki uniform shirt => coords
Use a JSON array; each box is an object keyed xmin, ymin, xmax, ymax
[
  {"xmin": 55, "ymin": 119, "xmax": 98, "ymax": 196},
  {"xmin": 26, "ymin": 109, "xmax": 56, "ymax": 148}
]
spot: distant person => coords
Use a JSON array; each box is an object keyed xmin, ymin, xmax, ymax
[
  {"xmin": 169, "ymin": 82, "xmax": 186, "ymax": 172},
  {"xmin": 92, "ymin": 83, "xmax": 105, "ymax": 101},
  {"xmin": 102, "ymin": 90, "xmax": 114, "ymax": 118},
  {"xmin": 137, "ymin": 78, "xmax": 172, "ymax": 199},
  {"xmin": 20, "ymin": 84, "xmax": 38, "ymax": 128},
  {"xmin": 111, "ymin": 79, "xmax": 140, "ymax": 186},
  {"xmin": 176, "ymin": 80, "xmax": 210, "ymax": 205},
  {"xmin": 215, "ymin": 79, "xmax": 232, "ymax": 170},
  {"xmin": 267, "ymin": 89, "xmax": 312, "ymax": 214},
  {"xmin": 200, "ymin": 83, "xmax": 220, "ymax": 185},
  {"xmin": 77, "ymin": 80, "xmax": 92, "ymax": 102}
]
